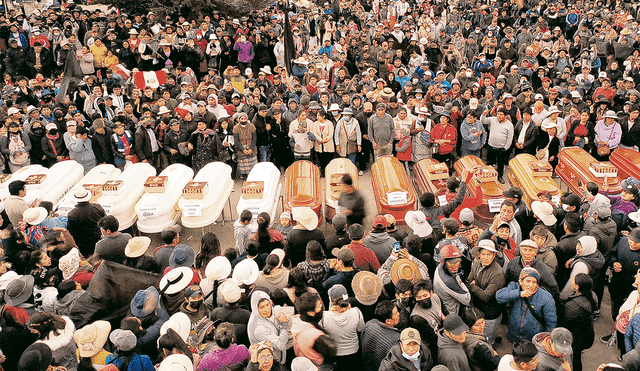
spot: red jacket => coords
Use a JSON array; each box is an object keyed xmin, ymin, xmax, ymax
[
  {"xmin": 430, "ymin": 123, "xmax": 457, "ymax": 154},
  {"xmin": 347, "ymin": 241, "xmax": 381, "ymax": 273}
]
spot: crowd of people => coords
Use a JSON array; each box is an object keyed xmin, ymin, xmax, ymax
[{"xmin": 2, "ymin": 0, "xmax": 640, "ymax": 370}]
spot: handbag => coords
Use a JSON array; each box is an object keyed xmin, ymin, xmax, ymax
[
  {"xmin": 597, "ymin": 128, "xmax": 614, "ymax": 156},
  {"xmin": 535, "ymin": 148, "xmax": 548, "ymax": 160}
]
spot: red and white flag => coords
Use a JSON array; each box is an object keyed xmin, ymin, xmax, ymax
[{"xmin": 132, "ymin": 70, "xmax": 167, "ymax": 90}]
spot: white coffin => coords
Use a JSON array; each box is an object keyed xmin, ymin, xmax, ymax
[
  {"xmin": 0, "ymin": 164, "xmax": 47, "ymax": 201},
  {"xmin": 235, "ymin": 162, "xmax": 282, "ymax": 224},
  {"xmin": 178, "ymin": 162, "xmax": 234, "ymax": 228},
  {"xmin": 56, "ymin": 164, "xmax": 122, "ymax": 216},
  {"xmin": 135, "ymin": 164, "xmax": 194, "ymax": 233},
  {"xmin": 97, "ymin": 163, "xmax": 157, "ymax": 230},
  {"xmin": 24, "ymin": 161, "xmax": 85, "ymax": 206}
]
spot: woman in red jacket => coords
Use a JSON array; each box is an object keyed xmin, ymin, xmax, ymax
[{"xmin": 430, "ymin": 112, "xmax": 458, "ymax": 169}]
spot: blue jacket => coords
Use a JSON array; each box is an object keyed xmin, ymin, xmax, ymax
[
  {"xmin": 106, "ymin": 354, "xmax": 155, "ymax": 371},
  {"xmin": 496, "ymin": 281, "xmax": 557, "ymax": 343},
  {"xmin": 626, "ymin": 313, "xmax": 640, "ymax": 352},
  {"xmin": 460, "ymin": 118, "xmax": 487, "ymax": 152}
]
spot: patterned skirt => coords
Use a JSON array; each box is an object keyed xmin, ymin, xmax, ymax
[{"xmin": 237, "ymin": 154, "xmax": 258, "ymax": 175}]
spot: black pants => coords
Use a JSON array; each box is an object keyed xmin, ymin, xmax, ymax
[
  {"xmin": 432, "ymin": 152, "xmax": 455, "ymax": 172},
  {"xmin": 357, "ymin": 139, "xmax": 373, "ymax": 171},
  {"xmin": 486, "ymin": 146, "xmax": 508, "ymax": 177},
  {"xmin": 334, "ymin": 352, "xmax": 361, "ymax": 371}
]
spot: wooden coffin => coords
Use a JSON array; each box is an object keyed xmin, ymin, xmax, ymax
[
  {"xmin": 610, "ymin": 148, "xmax": 640, "ymax": 182},
  {"xmin": 508, "ymin": 154, "xmax": 562, "ymax": 208},
  {"xmin": 413, "ymin": 158, "xmax": 449, "ymax": 205},
  {"xmin": 454, "ymin": 155, "xmax": 505, "ymax": 224},
  {"xmin": 556, "ymin": 147, "xmax": 622, "ymax": 196},
  {"xmin": 324, "ymin": 158, "xmax": 359, "ymax": 221},
  {"xmin": 371, "ymin": 155, "xmax": 417, "ymax": 224},
  {"xmin": 284, "ymin": 160, "xmax": 323, "ymax": 219}
]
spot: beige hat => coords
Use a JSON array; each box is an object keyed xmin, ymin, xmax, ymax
[
  {"xmin": 22, "ymin": 207, "xmax": 47, "ymax": 226},
  {"xmin": 160, "ymin": 312, "xmax": 191, "ymax": 342},
  {"xmin": 74, "ymin": 188, "xmax": 92, "ymax": 202},
  {"xmin": 352, "ymin": 271, "xmax": 383, "ymax": 306},
  {"xmin": 158, "ymin": 354, "xmax": 193, "ymax": 371},
  {"xmin": 159, "ymin": 267, "xmax": 194, "ymax": 295},
  {"xmin": 292, "ymin": 207, "xmax": 318, "ymax": 230},
  {"xmin": 400, "ymin": 327, "xmax": 421, "ymax": 345},
  {"xmin": 205, "ymin": 256, "xmax": 231, "ymax": 281},
  {"xmin": 74, "ymin": 321, "xmax": 111, "ymax": 357},
  {"xmin": 531, "ymin": 201, "xmax": 557, "ymax": 226},
  {"xmin": 124, "ymin": 237, "xmax": 151, "ymax": 258},
  {"xmin": 219, "ymin": 280, "xmax": 242, "ymax": 303}
]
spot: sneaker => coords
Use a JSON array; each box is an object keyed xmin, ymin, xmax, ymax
[
  {"xmin": 600, "ymin": 334, "xmax": 613, "ymax": 344},
  {"xmin": 358, "ymin": 170, "xmax": 364, "ymax": 176}
]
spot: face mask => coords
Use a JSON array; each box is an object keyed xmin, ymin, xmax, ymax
[
  {"xmin": 49, "ymin": 129, "xmax": 58, "ymax": 135},
  {"xmin": 331, "ymin": 111, "xmax": 339, "ymax": 116},
  {"xmin": 196, "ymin": 35, "xmax": 202, "ymax": 39},
  {"xmin": 412, "ymin": 78, "xmax": 419, "ymax": 84},
  {"xmin": 190, "ymin": 299, "xmax": 203, "ymax": 309},
  {"xmin": 402, "ymin": 351, "xmax": 420, "ymax": 361},
  {"xmin": 562, "ymin": 204, "xmax": 570, "ymax": 212},
  {"xmin": 343, "ymin": 116, "xmax": 351, "ymax": 122},
  {"xmin": 480, "ymin": 57, "xmax": 486, "ymax": 62},
  {"xmin": 418, "ymin": 116, "xmax": 426, "ymax": 121},
  {"xmin": 400, "ymin": 297, "xmax": 412, "ymax": 307},
  {"xmin": 33, "ymin": 127, "xmax": 44, "ymax": 135},
  {"xmin": 417, "ymin": 297, "xmax": 432, "ymax": 309},
  {"xmin": 466, "ymin": 72, "xmax": 473, "ymax": 77},
  {"xmin": 54, "ymin": 112, "xmax": 63, "ymax": 119}
]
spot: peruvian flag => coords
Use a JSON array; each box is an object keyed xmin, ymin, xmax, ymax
[{"xmin": 132, "ymin": 70, "xmax": 167, "ymax": 90}]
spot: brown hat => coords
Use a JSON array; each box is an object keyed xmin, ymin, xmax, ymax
[
  {"xmin": 332, "ymin": 246, "xmax": 355, "ymax": 262},
  {"xmin": 352, "ymin": 271, "xmax": 382, "ymax": 305},
  {"xmin": 391, "ymin": 259, "xmax": 420, "ymax": 283}
]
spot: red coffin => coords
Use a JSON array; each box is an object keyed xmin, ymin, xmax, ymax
[
  {"xmin": 371, "ymin": 156, "xmax": 417, "ymax": 225},
  {"xmin": 454, "ymin": 155, "xmax": 505, "ymax": 224},
  {"xmin": 413, "ymin": 158, "xmax": 449, "ymax": 205},
  {"xmin": 610, "ymin": 148, "xmax": 640, "ymax": 182},
  {"xmin": 508, "ymin": 154, "xmax": 562, "ymax": 208},
  {"xmin": 556, "ymin": 147, "xmax": 622, "ymax": 196},
  {"xmin": 284, "ymin": 160, "xmax": 323, "ymax": 218}
]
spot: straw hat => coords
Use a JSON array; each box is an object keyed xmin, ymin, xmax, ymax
[
  {"xmin": 159, "ymin": 267, "xmax": 194, "ymax": 295},
  {"xmin": 160, "ymin": 312, "xmax": 191, "ymax": 342},
  {"xmin": 74, "ymin": 321, "xmax": 111, "ymax": 357},
  {"xmin": 22, "ymin": 207, "xmax": 47, "ymax": 226},
  {"xmin": 74, "ymin": 188, "xmax": 92, "ymax": 202},
  {"xmin": 390, "ymin": 259, "xmax": 421, "ymax": 283},
  {"xmin": 547, "ymin": 105, "xmax": 561, "ymax": 115},
  {"xmin": 124, "ymin": 236, "xmax": 151, "ymax": 258},
  {"xmin": 205, "ymin": 256, "xmax": 231, "ymax": 281},
  {"xmin": 232, "ymin": 258, "xmax": 259, "ymax": 285},
  {"xmin": 351, "ymin": 271, "xmax": 383, "ymax": 306},
  {"xmin": 158, "ymin": 354, "xmax": 193, "ymax": 371},
  {"xmin": 292, "ymin": 207, "xmax": 319, "ymax": 230}
]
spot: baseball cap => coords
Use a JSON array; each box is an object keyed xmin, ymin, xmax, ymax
[
  {"xmin": 400, "ymin": 327, "xmax": 421, "ymax": 345},
  {"xmin": 443, "ymin": 314, "xmax": 468, "ymax": 335},
  {"xmin": 332, "ymin": 246, "xmax": 355, "ymax": 262},
  {"xmin": 550, "ymin": 327, "xmax": 573, "ymax": 354},
  {"xmin": 373, "ymin": 215, "xmax": 387, "ymax": 229}
]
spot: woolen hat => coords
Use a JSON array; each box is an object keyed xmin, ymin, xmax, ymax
[
  {"xmin": 17, "ymin": 343, "xmax": 52, "ymax": 371},
  {"xmin": 519, "ymin": 267, "xmax": 540, "ymax": 282},
  {"xmin": 332, "ymin": 213, "xmax": 347, "ymax": 230},
  {"xmin": 109, "ymin": 329, "xmax": 137, "ymax": 351},
  {"xmin": 348, "ymin": 223, "xmax": 364, "ymax": 240}
]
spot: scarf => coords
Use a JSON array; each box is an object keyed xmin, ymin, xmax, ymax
[
  {"xmin": 437, "ymin": 264, "xmax": 467, "ymax": 294},
  {"xmin": 46, "ymin": 133, "xmax": 60, "ymax": 140},
  {"xmin": 194, "ymin": 128, "xmax": 216, "ymax": 137}
]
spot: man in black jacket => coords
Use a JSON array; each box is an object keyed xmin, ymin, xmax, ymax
[
  {"xmin": 135, "ymin": 117, "xmax": 160, "ymax": 169},
  {"xmin": 90, "ymin": 119, "xmax": 114, "ymax": 165}
]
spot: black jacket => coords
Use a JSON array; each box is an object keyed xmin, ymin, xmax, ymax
[
  {"xmin": 561, "ymin": 293, "xmax": 595, "ymax": 351},
  {"xmin": 91, "ymin": 127, "xmax": 114, "ymax": 164},
  {"xmin": 513, "ymin": 119, "xmax": 539, "ymax": 154},
  {"xmin": 379, "ymin": 342, "xmax": 433, "ymax": 371},
  {"xmin": 135, "ymin": 125, "xmax": 156, "ymax": 162}
]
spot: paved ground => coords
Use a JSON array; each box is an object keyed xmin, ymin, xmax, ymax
[{"xmin": 125, "ymin": 163, "xmax": 619, "ymax": 370}]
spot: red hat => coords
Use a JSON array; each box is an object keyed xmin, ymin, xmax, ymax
[{"xmin": 373, "ymin": 215, "xmax": 387, "ymax": 229}]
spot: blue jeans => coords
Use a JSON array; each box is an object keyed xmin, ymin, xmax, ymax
[
  {"xmin": 258, "ymin": 145, "xmax": 272, "ymax": 163},
  {"xmin": 460, "ymin": 147, "xmax": 481, "ymax": 158},
  {"xmin": 344, "ymin": 153, "xmax": 356, "ymax": 164}
]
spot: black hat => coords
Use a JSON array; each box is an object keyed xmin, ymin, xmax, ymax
[
  {"xmin": 561, "ymin": 193, "xmax": 581, "ymax": 208},
  {"xmin": 18, "ymin": 343, "xmax": 53, "ymax": 371}
]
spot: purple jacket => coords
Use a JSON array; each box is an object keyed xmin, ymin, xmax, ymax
[
  {"xmin": 604, "ymin": 191, "xmax": 638, "ymax": 215},
  {"xmin": 198, "ymin": 344, "xmax": 250, "ymax": 371},
  {"xmin": 233, "ymin": 41, "xmax": 255, "ymax": 63}
]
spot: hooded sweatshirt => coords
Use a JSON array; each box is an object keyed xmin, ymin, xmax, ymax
[
  {"xmin": 247, "ymin": 291, "xmax": 291, "ymax": 363},
  {"xmin": 532, "ymin": 332, "xmax": 573, "ymax": 371},
  {"xmin": 320, "ymin": 307, "xmax": 365, "ymax": 356},
  {"xmin": 437, "ymin": 329, "xmax": 470, "ymax": 371},
  {"xmin": 363, "ymin": 231, "xmax": 397, "ymax": 265},
  {"xmin": 559, "ymin": 235, "xmax": 605, "ymax": 301}
]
